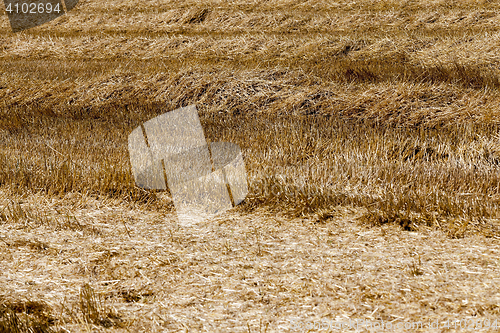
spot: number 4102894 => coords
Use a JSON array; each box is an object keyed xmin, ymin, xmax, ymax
[{"xmin": 5, "ymin": 2, "xmax": 61, "ymax": 14}]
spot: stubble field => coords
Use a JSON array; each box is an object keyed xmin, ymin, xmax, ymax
[{"xmin": 1, "ymin": 0, "xmax": 500, "ymax": 331}]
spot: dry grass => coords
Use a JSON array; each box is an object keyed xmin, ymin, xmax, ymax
[
  {"xmin": 1, "ymin": 192, "xmax": 500, "ymax": 332},
  {"xmin": 1, "ymin": 0, "xmax": 500, "ymax": 331}
]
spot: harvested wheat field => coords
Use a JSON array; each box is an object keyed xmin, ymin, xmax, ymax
[{"xmin": 2, "ymin": 0, "xmax": 500, "ymax": 331}]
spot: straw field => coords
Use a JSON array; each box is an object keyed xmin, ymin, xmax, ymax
[{"xmin": 1, "ymin": 0, "xmax": 500, "ymax": 331}]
